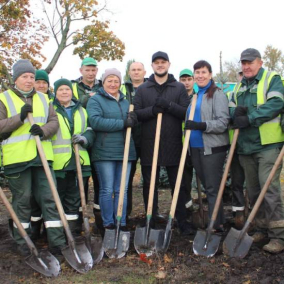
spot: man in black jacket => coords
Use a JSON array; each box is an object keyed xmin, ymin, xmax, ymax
[{"xmin": 133, "ymin": 51, "xmax": 193, "ymax": 234}]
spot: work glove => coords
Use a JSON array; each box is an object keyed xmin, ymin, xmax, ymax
[
  {"xmin": 72, "ymin": 134, "xmax": 88, "ymax": 147},
  {"xmin": 233, "ymin": 116, "xmax": 250, "ymax": 129},
  {"xmin": 124, "ymin": 111, "xmax": 138, "ymax": 128},
  {"xmin": 234, "ymin": 106, "xmax": 248, "ymax": 117},
  {"xmin": 20, "ymin": 104, "xmax": 33, "ymax": 122},
  {"xmin": 155, "ymin": 97, "xmax": 170, "ymax": 110},
  {"xmin": 152, "ymin": 105, "xmax": 165, "ymax": 115},
  {"xmin": 29, "ymin": 124, "xmax": 44, "ymax": 137},
  {"xmin": 184, "ymin": 120, "xmax": 207, "ymax": 131},
  {"xmin": 0, "ymin": 132, "xmax": 12, "ymax": 141}
]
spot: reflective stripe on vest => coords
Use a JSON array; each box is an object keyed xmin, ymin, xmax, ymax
[
  {"xmin": 72, "ymin": 83, "xmax": 79, "ymax": 100},
  {"xmin": 233, "ymin": 70, "xmax": 284, "ymax": 145},
  {"xmin": 0, "ymin": 90, "xmax": 54, "ymax": 165},
  {"xmin": 52, "ymin": 106, "xmax": 90, "ymax": 170}
]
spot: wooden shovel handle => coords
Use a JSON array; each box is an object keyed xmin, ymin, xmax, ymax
[
  {"xmin": 210, "ymin": 129, "xmax": 239, "ymax": 223},
  {"xmin": 27, "ymin": 113, "xmax": 73, "ymax": 241},
  {"xmin": 169, "ymin": 94, "xmax": 197, "ymax": 218},
  {"xmin": 117, "ymin": 104, "xmax": 134, "ymax": 218},
  {"xmin": 146, "ymin": 112, "xmax": 163, "ymax": 216}
]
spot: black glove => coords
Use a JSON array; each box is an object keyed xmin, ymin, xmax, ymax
[
  {"xmin": 29, "ymin": 124, "xmax": 44, "ymax": 137},
  {"xmin": 124, "ymin": 111, "xmax": 138, "ymax": 128},
  {"xmin": 234, "ymin": 106, "xmax": 248, "ymax": 117},
  {"xmin": 233, "ymin": 116, "xmax": 250, "ymax": 129},
  {"xmin": 0, "ymin": 132, "xmax": 12, "ymax": 141},
  {"xmin": 20, "ymin": 104, "xmax": 33, "ymax": 122},
  {"xmin": 184, "ymin": 120, "xmax": 207, "ymax": 131},
  {"xmin": 155, "ymin": 97, "xmax": 170, "ymax": 109},
  {"xmin": 72, "ymin": 134, "xmax": 88, "ymax": 146},
  {"xmin": 152, "ymin": 105, "xmax": 165, "ymax": 115}
]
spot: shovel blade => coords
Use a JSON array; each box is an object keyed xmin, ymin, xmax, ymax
[
  {"xmin": 103, "ymin": 229, "xmax": 130, "ymax": 259},
  {"xmin": 62, "ymin": 241, "xmax": 93, "ymax": 273},
  {"xmin": 223, "ymin": 227, "xmax": 253, "ymax": 258},
  {"xmin": 134, "ymin": 226, "xmax": 164, "ymax": 257},
  {"xmin": 90, "ymin": 235, "xmax": 104, "ymax": 264},
  {"xmin": 193, "ymin": 230, "xmax": 221, "ymax": 257},
  {"xmin": 26, "ymin": 250, "xmax": 60, "ymax": 277}
]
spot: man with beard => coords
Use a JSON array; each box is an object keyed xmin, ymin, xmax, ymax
[{"xmin": 133, "ymin": 51, "xmax": 193, "ymax": 234}]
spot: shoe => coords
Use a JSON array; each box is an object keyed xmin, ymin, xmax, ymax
[
  {"xmin": 178, "ymin": 221, "xmax": 195, "ymax": 236},
  {"xmin": 120, "ymin": 226, "xmax": 128, "ymax": 232},
  {"xmin": 104, "ymin": 224, "xmax": 115, "ymax": 230},
  {"xmin": 49, "ymin": 244, "xmax": 67, "ymax": 256},
  {"xmin": 154, "ymin": 212, "xmax": 166, "ymax": 223},
  {"xmin": 251, "ymin": 231, "xmax": 267, "ymax": 243},
  {"xmin": 263, "ymin": 239, "xmax": 284, "ymax": 254},
  {"xmin": 234, "ymin": 211, "xmax": 245, "ymax": 230},
  {"xmin": 17, "ymin": 244, "xmax": 30, "ymax": 257},
  {"xmin": 31, "ymin": 220, "xmax": 42, "ymax": 241}
]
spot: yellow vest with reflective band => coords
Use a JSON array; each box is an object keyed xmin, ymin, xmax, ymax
[
  {"xmin": 52, "ymin": 106, "xmax": 90, "ymax": 170},
  {"xmin": 233, "ymin": 70, "xmax": 284, "ymax": 145},
  {"xmin": 72, "ymin": 83, "xmax": 79, "ymax": 100},
  {"xmin": 0, "ymin": 90, "xmax": 54, "ymax": 166}
]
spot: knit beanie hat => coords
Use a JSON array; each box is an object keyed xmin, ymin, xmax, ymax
[
  {"xmin": 35, "ymin": 70, "xmax": 49, "ymax": 85},
  {"xmin": 102, "ymin": 68, "xmax": 122, "ymax": 84},
  {"xmin": 54, "ymin": 78, "xmax": 73, "ymax": 95},
  {"xmin": 13, "ymin": 59, "xmax": 35, "ymax": 82}
]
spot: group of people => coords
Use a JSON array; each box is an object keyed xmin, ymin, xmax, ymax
[{"xmin": 0, "ymin": 47, "xmax": 284, "ymax": 258}]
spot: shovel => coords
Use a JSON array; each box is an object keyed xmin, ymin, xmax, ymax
[
  {"xmin": 28, "ymin": 113, "xmax": 93, "ymax": 273},
  {"xmin": 162, "ymin": 94, "xmax": 197, "ymax": 252},
  {"xmin": 134, "ymin": 112, "xmax": 164, "ymax": 257},
  {"xmin": 103, "ymin": 105, "xmax": 134, "ymax": 258},
  {"xmin": 74, "ymin": 143, "xmax": 104, "ymax": 264},
  {"xmin": 193, "ymin": 129, "xmax": 239, "ymax": 257},
  {"xmin": 0, "ymin": 186, "xmax": 60, "ymax": 277},
  {"xmin": 223, "ymin": 145, "xmax": 284, "ymax": 258}
]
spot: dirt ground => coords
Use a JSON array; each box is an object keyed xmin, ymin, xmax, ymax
[{"xmin": 0, "ymin": 166, "xmax": 284, "ymax": 284}]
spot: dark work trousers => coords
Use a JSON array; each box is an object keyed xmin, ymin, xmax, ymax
[
  {"xmin": 141, "ymin": 165, "xmax": 187, "ymax": 224},
  {"xmin": 231, "ymin": 153, "xmax": 245, "ymax": 212},
  {"xmin": 190, "ymin": 147, "xmax": 227, "ymax": 229},
  {"xmin": 183, "ymin": 152, "xmax": 194, "ymax": 206},
  {"xmin": 127, "ymin": 147, "xmax": 141, "ymax": 216}
]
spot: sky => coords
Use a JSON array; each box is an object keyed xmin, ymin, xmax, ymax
[{"xmin": 38, "ymin": 0, "xmax": 284, "ymax": 86}]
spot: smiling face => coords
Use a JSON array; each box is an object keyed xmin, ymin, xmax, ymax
[
  {"xmin": 103, "ymin": 75, "xmax": 121, "ymax": 97},
  {"xmin": 151, "ymin": 59, "xmax": 170, "ymax": 77},
  {"xmin": 15, "ymin": 73, "xmax": 35, "ymax": 92},
  {"xmin": 241, "ymin": 58, "xmax": 263, "ymax": 79},
  {"xmin": 56, "ymin": 85, "xmax": 72, "ymax": 107},
  {"xmin": 194, "ymin": 66, "xmax": 212, "ymax": 88}
]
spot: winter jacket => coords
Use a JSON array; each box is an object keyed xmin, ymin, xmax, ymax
[
  {"xmin": 86, "ymin": 87, "xmax": 136, "ymax": 162},
  {"xmin": 133, "ymin": 74, "xmax": 190, "ymax": 166}
]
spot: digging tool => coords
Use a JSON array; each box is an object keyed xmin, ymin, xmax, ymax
[
  {"xmin": 74, "ymin": 143, "xmax": 104, "ymax": 264},
  {"xmin": 28, "ymin": 113, "xmax": 93, "ymax": 273},
  {"xmin": 103, "ymin": 105, "xmax": 134, "ymax": 259},
  {"xmin": 162, "ymin": 94, "xmax": 197, "ymax": 252},
  {"xmin": 134, "ymin": 112, "xmax": 164, "ymax": 257},
  {"xmin": 193, "ymin": 129, "xmax": 239, "ymax": 257},
  {"xmin": 223, "ymin": 145, "xmax": 284, "ymax": 258},
  {"xmin": 0, "ymin": 187, "xmax": 60, "ymax": 277}
]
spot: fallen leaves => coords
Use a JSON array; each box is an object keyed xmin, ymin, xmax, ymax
[
  {"xmin": 222, "ymin": 262, "xmax": 230, "ymax": 267},
  {"xmin": 139, "ymin": 253, "xmax": 152, "ymax": 265},
  {"xmin": 164, "ymin": 254, "xmax": 173, "ymax": 263},
  {"xmin": 155, "ymin": 271, "xmax": 167, "ymax": 279}
]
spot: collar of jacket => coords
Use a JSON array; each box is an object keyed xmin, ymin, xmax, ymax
[
  {"xmin": 146, "ymin": 74, "xmax": 176, "ymax": 87},
  {"xmin": 11, "ymin": 86, "xmax": 37, "ymax": 98},
  {"xmin": 241, "ymin": 67, "xmax": 264, "ymax": 86},
  {"xmin": 53, "ymin": 97, "xmax": 81, "ymax": 113},
  {"xmin": 124, "ymin": 78, "xmax": 148, "ymax": 87},
  {"xmin": 97, "ymin": 87, "xmax": 125, "ymax": 101}
]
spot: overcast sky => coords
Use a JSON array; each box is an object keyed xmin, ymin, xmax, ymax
[{"xmin": 39, "ymin": 0, "xmax": 284, "ymax": 85}]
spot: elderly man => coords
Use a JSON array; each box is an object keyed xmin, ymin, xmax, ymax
[
  {"xmin": 230, "ymin": 48, "xmax": 284, "ymax": 253},
  {"xmin": 134, "ymin": 51, "xmax": 193, "ymax": 235}
]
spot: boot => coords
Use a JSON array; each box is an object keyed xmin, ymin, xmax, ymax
[
  {"xmin": 263, "ymin": 239, "xmax": 284, "ymax": 254},
  {"xmin": 31, "ymin": 219, "xmax": 42, "ymax": 241},
  {"xmin": 234, "ymin": 210, "xmax": 245, "ymax": 230}
]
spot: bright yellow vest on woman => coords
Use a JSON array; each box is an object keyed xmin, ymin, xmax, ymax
[
  {"xmin": 0, "ymin": 90, "xmax": 53, "ymax": 166},
  {"xmin": 52, "ymin": 106, "xmax": 90, "ymax": 170}
]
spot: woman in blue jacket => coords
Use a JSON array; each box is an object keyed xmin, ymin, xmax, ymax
[{"xmin": 86, "ymin": 68, "xmax": 137, "ymax": 231}]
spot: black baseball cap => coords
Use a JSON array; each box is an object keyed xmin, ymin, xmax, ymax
[
  {"xmin": 152, "ymin": 51, "xmax": 169, "ymax": 62},
  {"xmin": 240, "ymin": 48, "xmax": 261, "ymax": 62}
]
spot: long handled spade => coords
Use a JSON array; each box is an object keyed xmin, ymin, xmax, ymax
[
  {"xmin": 28, "ymin": 114, "xmax": 93, "ymax": 273},
  {"xmin": 74, "ymin": 144, "xmax": 104, "ymax": 264},
  {"xmin": 193, "ymin": 129, "xmax": 239, "ymax": 257},
  {"xmin": 162, "ymin": 94, "xmax": 197, "ymax": 252},
  {"xmin": 223, "ymin": 145, "xmax": 284, "ymax": 258},
  {"xmin": 103, "ymin": 105, "xmax": 134, "ymax": 259},
  {"xmin": 0, "ymin": 187, "xmax": 60, "ymax": 277},
  {"xmin": 134, "ymin": 113, "xmax": 164, "ymax": 257}
]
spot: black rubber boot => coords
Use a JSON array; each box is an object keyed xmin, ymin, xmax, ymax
[{"xmin": 31, "ymin": 219, "xmax": 43, "ymax": 241}]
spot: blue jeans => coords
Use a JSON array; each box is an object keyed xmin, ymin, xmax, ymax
[{"xmin": 94, "ymin": 161, "xmax": 131, "ymax": 227}]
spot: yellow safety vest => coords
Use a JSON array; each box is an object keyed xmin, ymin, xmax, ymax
[
  {"xmin": 0, "ymin": 90, "xmax": 53, "ymax": 166},
  {"xmin": 72, "ymin": 83, "xmax": 79, "ymax": 100},
  {"xmin": 232, "ymin": 70, "xmax": 284, "ymax": 145},
  {"xmin": 52, "ymin": 106, "xmax": 90, "ymax": 170}
]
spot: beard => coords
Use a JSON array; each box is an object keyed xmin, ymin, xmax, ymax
[{"xmin": 154, "ymin": 71, "xmax": 168, "ymax": 77}]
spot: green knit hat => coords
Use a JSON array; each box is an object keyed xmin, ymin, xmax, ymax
[
  {"xmin": 54, "ymin": 78, "xmax": 73, "ymax": 95},
  {"xmin": 35, "ymin": 70, "xmax": 49, "ymax": 85}
]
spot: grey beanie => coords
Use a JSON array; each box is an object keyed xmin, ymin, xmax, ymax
[
  {"xmin": 13, "ymin": 59, "xmax": 35, "ymax": 82},
  {"xmin": 102, "ymin": 68, "xmax": 121, "ymax": 84}
]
